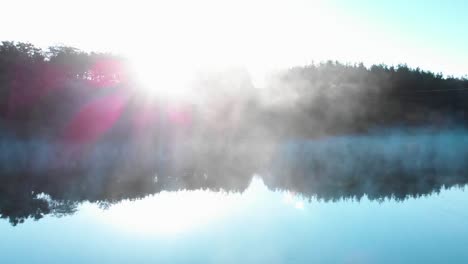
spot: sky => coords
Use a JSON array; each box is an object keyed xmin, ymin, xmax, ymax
[{"xmin": 1, "ymin": 0, "xmax": 467, "ymax": 80}]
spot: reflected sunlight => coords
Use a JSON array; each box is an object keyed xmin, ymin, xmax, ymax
[
  {"xmin": 97, "ymin": 190, "xmax": 241, "ymax": 235},
  {"xmin": 93, "ymin": 177, "xmax": 270, "ymax": 235},
  {"xmin": 282, "ymin": 192, "xmax": 305, "ymax": 210}
]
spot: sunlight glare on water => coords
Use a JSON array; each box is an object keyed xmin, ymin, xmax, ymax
[{"xmin": 93, "ymin": 177, "xmax": 272, "ymax": 235}]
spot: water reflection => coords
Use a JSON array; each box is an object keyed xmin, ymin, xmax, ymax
[
  {"xmin": 95, "ymin": 189, "xmax": 245, "ymax": 235},
  {"xmin": 1, "ymin": 129, "xmax": 468, "ymax": 225}
]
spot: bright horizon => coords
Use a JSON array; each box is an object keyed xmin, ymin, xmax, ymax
[{"xmin": 1, "ymin": 0, "xmax": 467, "ymax": 87}]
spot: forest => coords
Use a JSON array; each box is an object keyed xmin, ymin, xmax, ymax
[
  {"xmin": 1, "ymin": 41, "xmax": 468, "ymax": 225},
  {"xmin": 1, "ymin": 41, "xmax": 468, "ymax": 141}
]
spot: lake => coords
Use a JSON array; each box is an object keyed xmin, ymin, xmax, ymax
[
  {"xmin": 2, "ymin": 129, "xmax": 468, "ymax": 263},
  {"xmin": 2, "ymin": 178, "xmax": 468, "ymax": 263}
]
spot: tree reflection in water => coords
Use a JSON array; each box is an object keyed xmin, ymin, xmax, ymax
[{"xmin": 1, "ymin": 130, "xmax": 468, "ymax": 225}]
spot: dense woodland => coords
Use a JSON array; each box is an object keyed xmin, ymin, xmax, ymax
[
  {"xmin": 1, "ymin": 41, "xmax": 468, "ymax": 225},
  {"xmin": 1, "ymin": 41, "xmax": 468, "ymax": 140}
]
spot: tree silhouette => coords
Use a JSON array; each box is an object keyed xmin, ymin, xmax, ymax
[{"xmin": 1, "ymin": 42, "xmax": 468, "ymax": 225}]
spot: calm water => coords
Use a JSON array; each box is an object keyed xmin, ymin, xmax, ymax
[
  {"xmin": 1, "ymin": 178, "xmax": 468, "ymax": 263},
  {"xmin": 2, "ymin": 130, "xmax": 468, "ymax": 263}
]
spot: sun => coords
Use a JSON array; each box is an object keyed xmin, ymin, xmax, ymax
[{"xmin": 127, "ymin": 54, "xmax": 198, "ymax": 102}]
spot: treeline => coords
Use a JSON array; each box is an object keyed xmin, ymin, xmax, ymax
[
  {"xmin": 0, "ymin": 41, "xmax": 128, "ymax": 138},
  {"xmin": 2, "ymin": 41, "xmax": 468, "ymax": 225},
  {"xmin": 1, "ymin": 41, "xmax": 468, "ymax": 141},
  {"xmin": 263, "ymin": 61, "xmax": 468, "ymax": 137}
]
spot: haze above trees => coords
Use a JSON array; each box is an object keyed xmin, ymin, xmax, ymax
[{"xmin": 1, "ymin": 41, "xmax": 468, "ymax": 225}]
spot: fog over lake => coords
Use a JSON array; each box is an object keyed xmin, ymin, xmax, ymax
[
  {"xmin": 0, "ymin": 128, "xmax": 468, "ymax": 263},
  {"xmin": 1, "ymin": 10, "xmax": 468, "ymax": 260},
  {"xmin": 2, "ymin": 128, "xmax": 468, "ymax": 219}
]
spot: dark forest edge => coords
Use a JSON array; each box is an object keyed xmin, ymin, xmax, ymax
[
  {"xmin": 1, "ymin": 41, "xmax": 468, "ymax": 140},
  {"xmin": 1, "ymin": 41, "xmax": 468, "ymax": 225}
]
